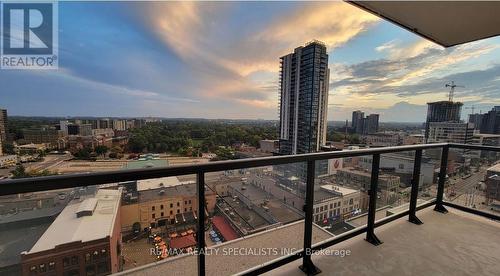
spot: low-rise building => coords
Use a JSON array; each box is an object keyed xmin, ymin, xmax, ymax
[
  {"xmin": 358, "ymin": 153, "xmax": 435, "ymax": 187},
  {"xmin": 259, "ymin": 140, "xmax": 279, "ymax": 153},
  {"xmin": 361, "ymin": 132, "xmax": 402, "ymax": 147},
  {"xmin": 20, "ymin": 189, "xmax": 123, "ymax": 276},
  {"xmin": 335, "ymin": 167, "xmax": 400, "ymax": 192},
  {"xmin": 486, "ymin": 163, "xmax": 500, "ymax": 202}
]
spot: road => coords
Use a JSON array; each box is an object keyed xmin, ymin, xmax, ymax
[
  {"xmin": 26, "ymin": 154, "xmax": 72, "ymax": 172},
  {"xmin": 447, "ymin": 169, "xmax": 486, "ymax": 201}
]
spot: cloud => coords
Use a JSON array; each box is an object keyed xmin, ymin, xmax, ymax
[{"xmin": 137, "ymin": 1, "xmax": 380, "ymax": 109}]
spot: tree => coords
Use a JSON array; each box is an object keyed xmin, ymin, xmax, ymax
[
  {"xmin": 11, "ymin": 164, "xmax": 28, "ymax": 178},
  {"xmin": 95, "ymin": 145, "xmax": 109, "ymax": 157},
  {"xmin": 2, "ymin": 143, "xmax": 15, "ymax": 154}
]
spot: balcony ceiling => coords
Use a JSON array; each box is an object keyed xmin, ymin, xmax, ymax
[{"xmin": 349, "ymin": 1, "xmax": 500, "ymax": 47}]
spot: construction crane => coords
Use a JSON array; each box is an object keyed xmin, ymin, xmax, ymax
[{"xmin": 445, "ymin": 81, "xmax": 464, "ymax": 101}]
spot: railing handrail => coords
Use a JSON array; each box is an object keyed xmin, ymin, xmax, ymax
[{"xmin": 1, "ymin": 142, "xmax": 499, "ymax": 196}]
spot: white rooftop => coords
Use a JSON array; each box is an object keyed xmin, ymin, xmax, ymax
[
  {"xmin": 137, "ymin": 176, "xmax": 181, "ymax": 191},
  {"xmin": 488, "ymin": 163, "xmax": 500, "ymax": 173},
  {"xmin": 26, "ymin": 189, "xmax": 121, "ymax": 254},
  {"xmin": 321, "ymin": 185, "xmax": 359, "ymax": 196}
]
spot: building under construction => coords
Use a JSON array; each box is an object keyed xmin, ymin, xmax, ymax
[{"xmin": 425, "ymin": 101, "xmax": 463, "ymax": 142}]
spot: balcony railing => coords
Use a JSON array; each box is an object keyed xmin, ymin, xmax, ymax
[{"xmin": 1, "ymin": 142, "xmax": 499, "ymax": 275}]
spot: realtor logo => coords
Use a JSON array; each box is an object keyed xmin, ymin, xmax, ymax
[{"xmin": 1, "ymin": 1, "xmax": 58, "ymax": 69}]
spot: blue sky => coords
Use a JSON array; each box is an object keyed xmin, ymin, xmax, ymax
[{"xmin": 1, "ymin": 1, "xmax": 499, "ymax": 122}]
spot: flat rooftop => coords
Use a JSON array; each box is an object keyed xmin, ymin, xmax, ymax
[
  {"xmin": 488, "ymin": 163, "xmax": 500, "ymax": 173},
  {"xmin": 26, "ymin": 189, "xmax": 121, "ymax": 254},
  {"xmin": 267, "ymin": 207, "xmax": 500, "ymax": 276}
]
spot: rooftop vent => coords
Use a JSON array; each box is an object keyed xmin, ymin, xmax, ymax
[{"xmin": 76, "ymin": 198, "xmax": 98, "ymax": 218}]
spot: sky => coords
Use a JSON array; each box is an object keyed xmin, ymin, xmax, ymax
[{"xmin": 1, "ymin": 1, "xmax": 499, "ymax": 122}]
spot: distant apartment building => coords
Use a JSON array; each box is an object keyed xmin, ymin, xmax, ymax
[
  {"xmin": 486, "ymin": 163, "xmax": 500, "ymax": 201},
  {"xmin": 351, "ymin": 111, "xmax": 379, "ymax": 134},
  {"xmin": 427, "ymin": 122, "xmax": 474, "ymax": 144},
  {"xmin": 278, "ymin": 41, "xmax": 329, "ymax": 155},
  {"xmin": 425, "ymin": 101, "xmax": 463, "ymax": 142},
  {"xmin": 59, "ymin": 120, "xmax": 70, "ymax": 136},
  {"xmin": 21, "ymin": 189, "xmax": 122, "ymax": 276},
  {"xmin": 0, "ymin": 108, "xmax": 7, "ymax": 143},
  {"xmin": 361, "ymin": 132, "xmax": 402, "ymax": 147},
  {"xmin": 364, "ymin": 114, "xmax": 380, "ymax": 134},
  {"xmin": 480, "ymin": 106, "xmax": 500, "ymax": 134},
  {"xmin": 99, "ymin": 119, "xmax": 111, "ymax": 129},
  {"xmin": 68, "ymin": 124, "xmax": 93, "ymax": 136},
  {"xmin": 469, "ymin": 133, "xmax": 500, "ymax": 160},
  {"xmin": 259, "ymin": 139, "xmax": 279, "ymax": 153},
  {"xmin": 23, "ymin": 128, "xmax": 64, "ymax": 149},
  {"xmin": 352, "ymin": 111, "xmax": 364, "ymax": 134},
  {"xmin": 112, "ymin": 120, "xmax": 127, "ymax": 131}
]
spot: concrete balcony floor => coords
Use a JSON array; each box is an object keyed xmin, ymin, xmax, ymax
[{"xmin": 266, "ymin": 207, "xmax": 500, "ymax": 276}]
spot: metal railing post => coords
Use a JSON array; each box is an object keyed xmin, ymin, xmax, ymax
[
  {"xmin": 196, "ymin": 172, "xmax": 206, "ymax": 276},
  {"xmin": 409, "ymin": 149, "xmax": 423, "ymax": 225},
  {"xmin": 366, "ymin": 154, "xmax": 383, "ymax": 245},
  {"xmin": 434, "ymin": 145, "xmax": 449, "ymax": 213},
  {"xmin": 299, "ymin": 160, "xmax": 321, "ymax": 275}
]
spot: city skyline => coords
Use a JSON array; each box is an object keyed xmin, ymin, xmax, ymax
[{"xmin": 1, "ymin": 1, "xmax": 500, "ymax": 122}]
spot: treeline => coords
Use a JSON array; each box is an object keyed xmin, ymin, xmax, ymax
[{"xmin": 127, "ymin": 121, "xmax": 277, "ymax": 154}]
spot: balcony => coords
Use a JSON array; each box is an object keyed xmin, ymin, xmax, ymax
[{"xmin": 1, "ymin": 143, "xmax": 499, "ymax": 276}]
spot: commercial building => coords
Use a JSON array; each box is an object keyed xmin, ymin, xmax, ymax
[
  {"xmin": 21, "ymin": 189, "xmax": 123, "ymax": 275},
  {"xmin": 278, "ymin": 41, "xmax": 330, "ymax": 155},
  {"xmin": 335, "ymin": 167, "xmax": 400, "ymax": 192},
  {"xmin": 486, "ymin": 163, "xmax": 500, "ymax": 201},
  {"xmin": 468, "ymin": 113, "xmax": 484, "ymax": 130},
  {"xmin": 120, "ymin": 157, "xmax": 216, "ymax": 231},
  {"xmin": 314, "ymin": 185, "xmax": 361, "ymax": 223},
  {"xmin": 427, "ymin": 122, "xmax": 474, "ymax": 144},
  {"xmin": 425, "ymin": 101, "xmax": 463, "ymax": 142},
  {"xmin": 358, "ymin": 153, "xmax": 435, "ymax": 187},
  {"xmin": 112, "ymin": 120, "xmax": 127, "ymax": 131}
]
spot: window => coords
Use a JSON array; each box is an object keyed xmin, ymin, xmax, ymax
[
  {"xmin": 184, "ymin": 200, "xmax": 187, "ymax": 205},
  {"xmin": 152, "ymin": 206, "xmax": 155, "ymax": 211},
  {"xmin": 160, "ymin": 205, "xmax": 164, "ymax": 210},
  {"xmin": 71, "ymin": 256, "xmax": 79, "ymax": 265},
  {"xmin": 188, "ymin": 200, "xmax": 192, "ymax": 204},
  {"xmin": 349, "ymin": 198, "xmax": 353, "ymax": 205},
  {"xmin": 85, "ymin": 253, "xmax": 91, "ymax": 264},
  {"xmin": 39, "ymin": 264, "xmax": 46, "ymax": 273},
  {"xmin": 30, "ymin": 266, "xmax": 37, "ymax": 273},
  {"xmin": 170, "ymin": 203, "xmax": 173, "ymax": 208},
  {"xmin": 63, "ymin": 257, "xmax": 70, "ymax": 267},
  {"xmin": 170, "ymin": 210, "xmax": 173, "ymax": 215},
  {"xmin": 86, "ymin": 265, "xmax": 96, "ymax": 276},
  {"xmin": 184, "ymin": 208, "xmax": 187, "ymax": 212},
  {"xmin": 399, "ymin": 164, "xmax": 404, "ymax": 169},
  {"xmin": 177, "ymin": 209, "xmax": 180, "ymax": 214},
  {"xmin": 177, "ymin": 202, "xmax": 180, "ymax": 207},
  {"xmin": 189, "ymin": 207, "xmax": 192, "ymax": 211},
  {"xmin": 152, "ymin": 213, "xmax": 155, "ymax": 219},
  {"xmin": 48, "ymin": 262, "xmax": 55, "ymax": 271},
  {"xmin": 161, "ymin": 212, "xmax": 164, "ymax": 217}
]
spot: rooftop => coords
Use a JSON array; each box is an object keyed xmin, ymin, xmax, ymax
[
  {"xmin": 25, "ymin": 189, "xmax": 121, "ymax": 254},
  {"xmin": 488, "ymin": 163, "xmax": 500, "ymax": 173}
]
